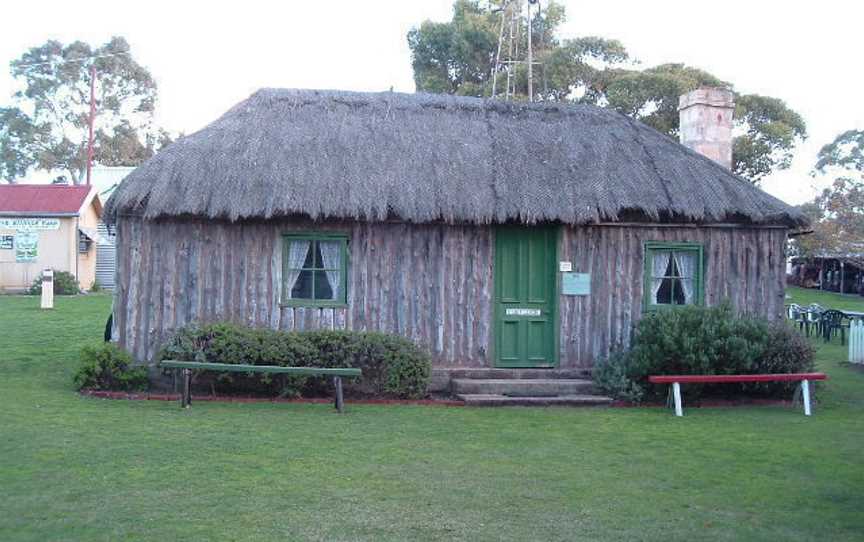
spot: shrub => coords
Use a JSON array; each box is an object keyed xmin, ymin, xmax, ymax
[
  {"xmin": 157, "ymin": 324, "xmax": 431, "ymax": 399},
  {"xmin": 74, "ymin": 343, "xmax": 148, "ymax": 391},
  {"xmin": 28, "ymin": 269, "xmax": 80, "ymax": 295},
  {"xmin": 593, "ymin": 304, "xmax": 815, "ymax": 402}
]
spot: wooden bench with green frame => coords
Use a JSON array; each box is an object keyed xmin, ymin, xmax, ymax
[{"xmin": 159, "ymin": 361, "xmax": 362, "ymax": 412}]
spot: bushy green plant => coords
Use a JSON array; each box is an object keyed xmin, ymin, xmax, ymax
[
  {"xmin": 28, "ymin": 269, "xmax": 80, "ymax": 295},
  {"xmin": 593, "ymin": 304, "xmax": 816, "ymax": 402},
  {"xmin": 73, "ymin": 343, "xmax": 148, "ymax": 391},
  {"xmin": 157, "ymin": 324, "xmax": 432, "ymax": 399}
]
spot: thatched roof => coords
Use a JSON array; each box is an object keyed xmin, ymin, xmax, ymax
[{"xmin": 105, "ymin": 88, "xmax": 806, "ymax": 227}]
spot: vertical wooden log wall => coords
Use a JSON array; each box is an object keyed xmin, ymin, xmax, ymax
[
  {"xmin": 113, "ymin": 217, "xmax": 787, "ymax": 369},
  {"xmin": 113, "ymin": 216, "xmax": 495, "ymax": 366},
  {"xmin": 558, "ymin": 225, "xmax": 789, "ymax": 368}
]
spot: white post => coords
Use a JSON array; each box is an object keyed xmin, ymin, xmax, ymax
[
  {"xmin": 40, "ymin": 269, "xmax": 54, "ymax": 309},
  {"xmin": 801, "ymin": 380, "xmax": 811, "ymax": 416},
  {"xmin": 672, "ymin": 382, "xmax": 683, "ymax": 417}
]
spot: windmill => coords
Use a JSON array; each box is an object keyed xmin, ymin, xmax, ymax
[{"xmin": 490, "ymin": 0, "xmax": 543, "ymax": 101}]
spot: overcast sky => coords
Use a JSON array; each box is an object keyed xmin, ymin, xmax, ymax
[{"xmin": 1, "ymin": 0, "xmax": 861, "ymax": 204}]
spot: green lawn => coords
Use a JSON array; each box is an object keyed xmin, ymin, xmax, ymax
[{"xmin": 1, "ymin": 290, "xmax": 863, "ymax": 541}]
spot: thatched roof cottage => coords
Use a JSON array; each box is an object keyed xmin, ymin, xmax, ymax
[{"xmin": 105, "ymin": 87, "xmax": 805, "ymax": 378}]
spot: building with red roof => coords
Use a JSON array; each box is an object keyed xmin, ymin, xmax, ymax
[{"xmin": 0, "ymin": 184, "xmax": 103, "ymax": 292}]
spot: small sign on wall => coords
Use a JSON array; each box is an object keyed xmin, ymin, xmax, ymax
[
  {"xmin": 0, "ymin": 217, "xmax": 60, "ymax": 231},
  {"xmin": 505, "ymin": 308, "xmax": 542, "ymax": 317},
  {"xmin": 562, "ymin": 273, "xmax": 591, "ymax": 295},
  {"xmin": 559, "ymin": 261, "xmax": 572, "ymax": 272},
  {"xmin": 0, "ymin": 235, "xmax": 12, "ymax": 249},
  {"xmin": 15, "ymin": 231, "xmax": 38, "ymax": 262}
]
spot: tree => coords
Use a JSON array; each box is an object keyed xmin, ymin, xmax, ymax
[
  {"xmin": 795, "ymin": 130, "xmax": 864, "ymax": 257},
  {"xmin": 0, "ymin": 37, "xmax": 169, "ymax": 184},
  {"xmin": 407, "ymin": 1, "xmax": 807, "ymax": 184}
]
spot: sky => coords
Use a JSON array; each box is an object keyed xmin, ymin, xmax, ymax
[{"xmin": 1, "ymin": 0, "xmax": 861, "ymax": 205}]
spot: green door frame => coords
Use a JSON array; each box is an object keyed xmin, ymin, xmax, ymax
[{"xmin": 492, "ymin": 225, "xmax": 560, "ymax": 368}]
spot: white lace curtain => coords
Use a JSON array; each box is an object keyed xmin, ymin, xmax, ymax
[
  {"xmin": 285, "ymin": 241, "xmax": 311, "ymax": 298},
  {"xmin": 674, "ymin": 251, "xmax": 697, "ymax": 304},
  {"xmin": 651, "ymin": 251, "xmax": 671, "ymax": 304},
  {"xmin": 319, "ymin": 241, "xmax": 341, "ymax": 300}
]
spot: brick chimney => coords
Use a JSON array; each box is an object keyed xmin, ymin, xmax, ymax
[{"xmin": 678, "ymin": 87, "xmax": 734, "ymax": 170}]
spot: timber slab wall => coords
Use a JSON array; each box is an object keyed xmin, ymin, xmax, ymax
[{"xmin": 113, "ymin": 216, "xmax": 787, "ymax": 368}]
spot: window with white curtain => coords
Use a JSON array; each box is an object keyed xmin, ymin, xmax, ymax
[
  {"xmin": 644, "ymin": 242, "xmax": 703, "ymax": 309},
  {"xmin": 282, "ymin": 234, "xmax": 347, "ymax": 305}
]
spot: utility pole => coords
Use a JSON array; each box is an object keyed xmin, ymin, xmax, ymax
[{"xmin": 86, "ymin": 64, "xmax": 96, "ymax": 186}]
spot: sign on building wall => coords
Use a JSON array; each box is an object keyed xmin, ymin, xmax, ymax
[
  {"xmin": 562, "ymin": 272, "xmax": 591, "ymax": 295},
  {"xmin": 0, "ymin": 235, "xmax": 12, "ymax": 249},
  {"xmin": 14, "ymin": 231, "xmax": 38, "ymax": 262},
  {"xmin": 0, "ymin": 217, "xmax": 60, "ymax": 231}
]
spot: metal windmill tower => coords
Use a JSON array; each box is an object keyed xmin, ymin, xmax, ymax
[{"xmin": 490, "ymin": 0, "xmax": 542, "ymax": 101}]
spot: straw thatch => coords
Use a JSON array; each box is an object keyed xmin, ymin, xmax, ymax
[{"xmin": 104, "ymin": 88, "xmax": 806, "ymax": 227}]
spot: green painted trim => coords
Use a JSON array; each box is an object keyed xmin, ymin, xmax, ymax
[
  {"xmin": 281, "ymin": 232, "xmax": 349, "ymax": 307},
  {"xmin": 159, "ymin": 360, "xmax": 361, "ymax": 377},
  {"xmin": 642, "ymin": 241, "xmax": 705, "ymax": 312},
  {"xmin": 552, "ymin": 226, "xmax": 561, "ymax": 367}
]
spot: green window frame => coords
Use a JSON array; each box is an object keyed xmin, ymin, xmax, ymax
[
  {"xmin": 643, "ymin": 241, "xmax": 704, "ymax": 311},
  {"xmin": 281, "ymin": 233, "xmax": 348, "ymax": 307}
]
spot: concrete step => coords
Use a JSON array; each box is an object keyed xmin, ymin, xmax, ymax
[
  {"xmin": 437, "ymin": 368, "xmax": 591, "ymax": 380},
  {"xmin": 451, "ymin": 378, "xmax": 595, "ymax": 396},
  {"xmin": 457, "ymin": 393, "xmax": 613, "ymax": 407}
]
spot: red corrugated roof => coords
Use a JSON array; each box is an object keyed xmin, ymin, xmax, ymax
[{"xmin": 0, "ymin": 184, "xmax": 94, "ymax": 215}]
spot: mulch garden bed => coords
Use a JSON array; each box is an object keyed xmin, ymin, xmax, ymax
[{"xmin": 82, "ymin": 389, "xmax": 796, "ymax": 409}]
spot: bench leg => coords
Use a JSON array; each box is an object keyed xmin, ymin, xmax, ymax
[
  {"xmin": 672, "ymin": 382, "xmax": 683, "ymax": 417},
  {"xmin": 801, "ymin": 379, "xmax": 811, "ymax": 416},
  {"xmin": 182, "ymin": 368, "xmax": 192, "ymax": 409},
  {"xmin": 333, "ymin": 376, "xmax": 344, "ymax": 413}
]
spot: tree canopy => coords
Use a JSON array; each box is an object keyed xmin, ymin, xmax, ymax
[
  {"xmin": 796, "ymin": 130, "xmax": 864, "ymax": 256},
  {"xmin": 0, "ymin": 37, "xmax": 170, "ymax": 184},
  {"xmin": 407, "ymin": 0, "xmax": 806, "ymax": 184}
]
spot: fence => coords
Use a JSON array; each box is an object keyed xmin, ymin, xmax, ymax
[{"xmin": 850, "ymin": 320, "xmax": 864, "ymax": 364}]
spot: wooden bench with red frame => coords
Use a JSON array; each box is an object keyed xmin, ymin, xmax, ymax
[{"xmin": 648, "ymin": 373, "xmax": 828, "ymax": 417}]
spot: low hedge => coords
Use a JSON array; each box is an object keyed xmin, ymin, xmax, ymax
[
  {"xmin": 74, "ymin": 343, "xmax": 148, "ymax": 391},
  {"xmin": 593, "ymin": 304, "xmax": 815, "ymax": 402},
  {"xmin": 157, "ymin": 324, "xmax": 431, "ymax": 399},
  {"xmin": 28, "ymin": 269, "xmax": 80, "ymax": 295}
]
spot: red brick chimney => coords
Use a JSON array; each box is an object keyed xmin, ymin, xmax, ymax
[{"xmin": 678, "ymin": 87, "xmax": 734, "ymax": 170}]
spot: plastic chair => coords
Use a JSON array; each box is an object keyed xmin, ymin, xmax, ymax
[{"xmin": 821, "ymin": 309, "xmax": 850, "ymax": 345}]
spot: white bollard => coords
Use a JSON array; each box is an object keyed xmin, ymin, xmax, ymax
[
  {"xmin": 672, "ymin": 382, "xmax": 683, "ymax": 417},
  {"xmin": 801, "ymin": 380, "xmax": 811, "ymax": 416},
  {"xmin": 40, "ymin": 269, "xmax": 54, "ymax": 309},
  {"xmin": 850, "ymin": 320, "xmax": 864, "ymax": 364}
]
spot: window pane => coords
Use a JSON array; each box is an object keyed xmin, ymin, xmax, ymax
[
  {"xmin": 291, "ymin": 269, "xmax": 313, "ymax": 299},
  {"xmin": 671, "ymin": 279, "xmax": 686, "ymax": 305},
  {"xmin": 656, "ymin": 277, "xmax": 673, "ymax": 304},
  {"xmin": 318, "ymin": 241, "xmax": 342, "ymax": 269},
  {"xmin": 312, "ymin": 241, "xmax": 323, "ymax": 268},
  {"xmin": 673, "ymin": 251, "xmax": 697, "ymax": 279},
  {"xmin": 314, "ymin": 270, "xmax": 335, "ymax": 300},
  {"xmin": 679, "ymin": 278, "xmax": 695, "ymax": 304},
  {"xmin": 287, "ymin": 240, "xmax": 313, "ymax": 270}
]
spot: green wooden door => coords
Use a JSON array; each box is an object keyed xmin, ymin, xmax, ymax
[{"xmin": 494, "ymin": 226, "xmax": 557, "ymax": 368}]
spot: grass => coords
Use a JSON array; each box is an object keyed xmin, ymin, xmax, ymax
[{"xmin": 0, "ymin": 289, "xmax": 863, "ymax": 541}]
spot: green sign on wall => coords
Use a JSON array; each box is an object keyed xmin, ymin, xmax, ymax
[
  {"xmin": 15, "ymin": 231, "xmax": 38, "ymax": 262},
  {"xmin": 562, "ymin": 273, "xmax": 591, "ymax": 295}
]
